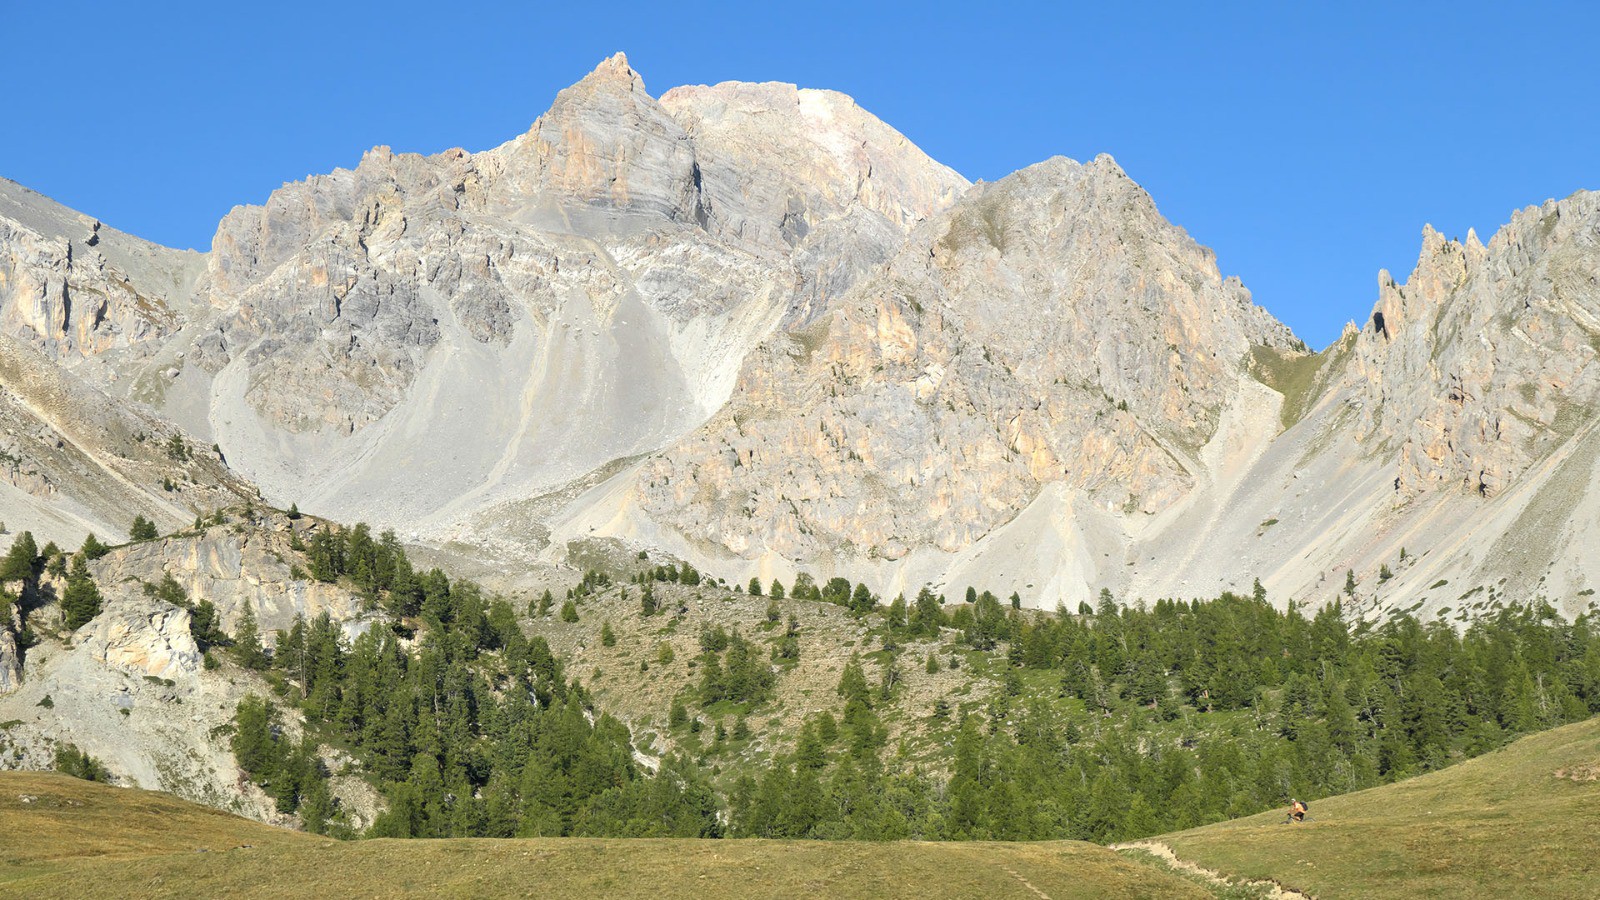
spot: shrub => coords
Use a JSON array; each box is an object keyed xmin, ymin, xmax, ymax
[{"xmin": 54, "ymin": 744, "xmax": 112, "ymax": 783}]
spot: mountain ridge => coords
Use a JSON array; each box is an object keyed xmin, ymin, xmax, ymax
[{"xmin": 2, "ymin": 54, "xmax": 1597, "ymax": 618}]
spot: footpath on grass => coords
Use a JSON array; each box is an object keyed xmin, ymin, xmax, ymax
[{"xmin": 1113, "ymin": 840, "xmax": 1315, "ymax": 900}]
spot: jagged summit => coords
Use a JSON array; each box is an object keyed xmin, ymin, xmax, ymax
[{"xmin": 591, "ymin": 50, "xmax": 636, "ymax": 81}]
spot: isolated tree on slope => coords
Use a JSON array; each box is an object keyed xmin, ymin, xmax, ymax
[
  {"xmin": 129, "ymin": 516, "xmax": 159, "ymax": 541},
  {"xmin": 61, "ymin": 555, "xmax": 103, "ymax": 629}
]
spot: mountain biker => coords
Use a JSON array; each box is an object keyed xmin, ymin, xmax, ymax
[{"xmin": 1288, "ymin": 798, "xmax": 1307, "ymax": 823}]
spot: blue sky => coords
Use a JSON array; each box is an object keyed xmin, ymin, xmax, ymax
[{"xmin": 4, "ymin": 1, "xmax": 1593, "ymax": 349}]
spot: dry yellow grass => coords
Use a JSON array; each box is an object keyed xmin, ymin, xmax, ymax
[
  {"xmin": 0, "ymin": 771, "xmax": 1205, "ymax": 899},
  {"xmin": 1157, "ymin": 716, "xmax": 1600, "ymax": 899}
]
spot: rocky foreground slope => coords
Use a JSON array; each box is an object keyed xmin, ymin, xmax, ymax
[{"xmin": 2, "ymin": 54, "xmax": 1599, "ymax": 617}]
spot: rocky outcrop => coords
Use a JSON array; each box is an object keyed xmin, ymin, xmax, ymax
[
  {"xmin": 0, "ymin": 520, "xmax": 388, "ymax": 824},
  {"xmin": 0, "ymin": 179, "xmax": 203, "ymax": 365},
  {"xmin": 91, "ymin": 517, "xmax": 376, "ymax": 642},
  {"xmin": 0, "ymin": 595, "xmax": 280, "ymax": 822},
  {"xmin": 72, "ymin": 598, "xmax": 202, "ymax": 681},
  {"xmin": 0, "ymin": 614, "xmax": 21, "ymax": 694}
]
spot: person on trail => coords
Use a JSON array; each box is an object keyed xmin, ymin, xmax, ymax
[{"xmin": 1288, "ymin": 798, "xmax": 1307, "ymax": 823}]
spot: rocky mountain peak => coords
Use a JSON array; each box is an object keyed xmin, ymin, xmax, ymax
[{"xmin": 587, "ymin": 51, "xmax": 641, "ymax": 88}]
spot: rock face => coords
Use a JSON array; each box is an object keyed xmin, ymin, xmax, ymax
[
  {"xmin": 0, "ymin": 177, "xmax": 204, "ymax": 364},
  {"xmin": 0, "ymin": 615, "xmax": 21, "ymax": 693},
  {"xmin": 45, "ymin": 53, "xmax": 966, "ymax": 545},
  {"xmin": 626, "ymin": 156, "xmax": 1296, "ymax": 575},
  {"xmin": 90, "ymin": 517, "xmax": 375, "ymax": 642},
  {"xmin": 1115, "ymin": 197, "xmax": 1600, "ymax": 620},
  {"xmin": 0, "ymin": 594, "xmax": 280, "ymax": 822},
  {"xmin": 3, "ymin": 53, "xmax": 1600, "ymax": 619},
  {"xmin": 1349, "ymin": 202, "xmax": 1600, "ymax": 501},
  {"xmin": 72, "ymin": 599, "xmax": 202, "ymax": 681},
  {"xmin": 0, "ymin": 521, "xmax": 386, "ymax": 824}
]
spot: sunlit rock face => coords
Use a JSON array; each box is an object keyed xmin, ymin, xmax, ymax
[{"xmin": 633, "ymin": 153, "xmax": 1297, "ymax": 568}]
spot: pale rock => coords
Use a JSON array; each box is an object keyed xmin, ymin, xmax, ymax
[{"xmin": 73, "ymin": 598, "xmax": 202, "ymax": 681}]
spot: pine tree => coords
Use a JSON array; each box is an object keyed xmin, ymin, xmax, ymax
[
  {"xmin": 188, "ymin": 599, "xmax": 227, "ymax": 648},
  {"xmin": 80, "ymin": 533, "xmax": 110, "ymax": 561},
  {"xmin": 231, "ymin": 695, "xmax": 281, "ymax": 780},
  {"xmin": 850, "ymin": 582, "xmax": 875, "ymax": 615},
  {"xmin": 748, "ymin": 578, "xmax": 762, "ymax": 596},
  {"xmin": 0, "ymin": 531, "xmax": 37, "ymax": 581},
  {"xmin": 910, "ymin": 586, "xmax": 945, "ymax": 636},
  {"xmin": 837, "ymin": 656, "xmax": 871, "ymax": 707},
  {"xmin": 233, "ymin": 604, "xmax": 267, "ymax": 669},
  {"xmin": 886, "ymin": 594, "xmax": 907, "ymax": 630},
  {"xmin": 61, "ymin": 555, "xmax": 103, "ymax": 629},
  {"xmin": 129, "ymin": 516, "xmax": 159, "ymax": 541},
  {"xmin": 560, "ymin": 600, "xmax": 579, "ymax": 623},
  {"xmin": 601, "ymin": 621, "xmax": 616, "ymax": 647}
]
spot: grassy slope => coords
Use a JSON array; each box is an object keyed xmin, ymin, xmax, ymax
[
  {"xmin": 1157, "ymin": 715, "xmax": 1600, "ymax": 899},
  {"xmin": 0, "ymin": 772, "xmax": 1206, "ymax": 900}
]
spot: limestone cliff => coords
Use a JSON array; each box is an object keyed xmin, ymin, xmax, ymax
[{"xmin": 611, "ymin": 154, "xmax": 1298, "ymax": 599}]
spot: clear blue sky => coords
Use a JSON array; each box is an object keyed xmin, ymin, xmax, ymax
[{"xmin": 4, "ymin": 1, "xmax": 1593, "ymax": 349}]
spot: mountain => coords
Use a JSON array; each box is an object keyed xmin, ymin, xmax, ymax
[{"xmin": 2, "ymin": 53, "xmax": 1598, "ymax": 618}]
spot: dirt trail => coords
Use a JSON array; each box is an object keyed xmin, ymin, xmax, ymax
[
  {"xmin": 999, "ymin": 864, "xmax": 1052, "ymax": 899},
  {"xmin": 1112, "ymin": 840, "xmax": 1315, "ymax": 900}
]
